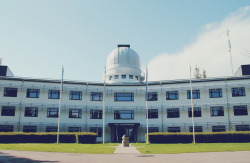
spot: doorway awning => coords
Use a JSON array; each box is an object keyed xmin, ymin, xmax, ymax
[{"xmin": 108, "ymin": 123, "xmax": 140, "ymax": 127}]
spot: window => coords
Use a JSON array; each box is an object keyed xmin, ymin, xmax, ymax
[
  {"xmin": 189, "ymin": 126, "xmax": 203, "ymax": 132},
  {"xmin": 135, "ymin": 76, "xmax": 139, "ymax": 80},
  {"xmin": 1, "ymin": 106, "xmax": 15, "ymax": 116},
  {"xmin": 114, "ymin": 110, "xmax": 134, "ymax": 120},
  {"xmin": 209, "ymin": 88, "xmax": 222, "ymax": 98},
  {"xmin": 212, "ymin": 125, "xmax": 226, "ymax": 132},
  {"xmin": 69, "ymin": 91, "xmax": 82, "ymax": 100},
  {"xmin": 26, "ymin": 89, "xmax": 39, "ymax": 98},
  {"xmin": 114, "ymin": 93, "xmax": 134, "ymax": 101},
  {"xmin": 187, "ymin": 90, "xmax": 200, "ymax": 99},
  {"xmin": 148, "ymin": 109, "xmax": 158, "ymax": 119},
  {"xmin": 109, "ymin": 76, "xmax": 112, "ymax": 80},
  {"xmin": 90, "ymin": 127, "xmax": 102, "ymax": 137},
  {"xmin": 122, "ymin": 75, "xmax": 126, "ymax": 79},
  {"xmin": 90, "ymin": 110, "xmax": 102, "ymax": 119},
  {"xmin": 233, "ymin": 105, "xmax": 248, "ymax": 116},
  {"xmin": 148, "ymin": 127, "xmax": 159, "ymax": 133},
  {"xmin": 236, "ymin": 125, "xmax": 250, "ymax": 131},
  {"xmin": 4, "ymin": 88, "xmax": 17, "ymax": 97},
  {"xmin": 0, "ymin": 125, "xmax": 14, "ymax": 132},
  {"xmin": 115, "ymin": 75, "xmax": 119, "ymax": 79},
  {"xmin": 48, "ymin": 90, "xmax": 60, "ymax": 99},
  {"xmin": 47, "ymin": 108, "xmax": 59, "ymax": 118},
  {"xmin": 167, "ymin": 108, "xmax": 180, "ymax": 118},
  {"xmin": 23, "ymin": 126, "xmax": 37, "ymax": 133},
  {"xmin": 25, "ymin": 107, "xmax": 38, "ymax": 117},
  {"xmin": 168, "ymin": 127, "xmax": 181, "ymax": 133},
  {"xmin": 166, "ymin": 91, "xmax": 179, "ymax": 100},
  {"xmin": 210, "ymin": 106, "xmax": 224, "ymax": 116},
  {"xmin": 232, "ymin": 87, "xmax": 246, "ymax": 97},
  {"xmin": 188, "ymin": 107, "xmax": 201, "ymax": 117},
  {"xmin": 129, "ymin": 75, "xmax": 133, "ymax": 79},
  {"xmin": 90, "ymin": 92, "xmax": 103, "ymax": 101},
  {"xmin": 147, "ymin": 92, "xmax": 158, "ymax": 101},
  {"xmin": 68, "ymin": 127, "xmax": 81, "ymax": 132},
  {"xmin": 46, "ymin": 126, "xmax": 58, "ymax": 132},
  {"xmin": 69, "ymin": 109, "xmax": 82, "ymax": 118}
]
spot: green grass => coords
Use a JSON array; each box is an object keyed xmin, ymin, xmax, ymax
[
  {"xmin": 0, "ymin": 143, "xmax": 118, "ymax": 154},
  {"xmin": 131, "ymin": 143, "xmax": 250, "ymax": 154}
]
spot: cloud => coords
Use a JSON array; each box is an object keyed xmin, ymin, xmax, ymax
[{"xmin": 148, "ymin": 6, "xmax": 250, "ymax": 81}]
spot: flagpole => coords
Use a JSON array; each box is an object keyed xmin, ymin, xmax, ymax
[
  {"xmin": 227, "ymin": 30, "xmax": 234, "ymax": 76},
  {"xmin": 57, "ymin": 66, "xmax": 64, "ymax": 144},
  {"xmin": 146, "ymin": 66, "xmax": 149, "ymax": 144},
  {"xmin": 189, "ymin": 66, "xmax": 195, "ymax": 144},
  {"xmin": 102, "ymin": 66, "xmax": 106, "ymax": 144}
]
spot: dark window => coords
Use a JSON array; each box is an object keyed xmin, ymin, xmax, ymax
[
  {"xmin": 212, "ymin": 125, "xmax": 226, "ymax": 132},
  {"xmin": 1, "ymin": 106, "xmax": 15, "ymax": 116},
  {"xmin": 115, "ymin": 75, "xmax": 119, "ymax": 79},
  {"xmin": 68, "ymin": 127, "xmax": 81, "ymax": 132},
  {"xmin": 233, "ymin": 105, "xmax": 248, "ymax": 116},
  {"xmin": 23, "ymin": 126, "xmax": 37, "ymax": 133},
  {"xmin": 236, "ymin": 125, "xmax": 250, "ymax": 131},
  {"xmin": 47, "ymin": 108, "xmax": 59, "ymax": 118},
  {"xmin": 109, "ymin": 76, "xmax": 112, "ymax": 80},
  {"xmin": 90, "ymin": 127, "xmax": 102, "ymax": 137},
  {"xmin": 189, "ymin": 126, "xmax": 203, "ymax": 132},
  {"xmin": 46, "ymin": 126, "xmax": 58, "ymax": 132},
  {"xmin": 135, "ymin": 76, "xmax": 139, "ymax": 80},
  {"xmin": 167, "ymin": 108, "xmax": 180, "ymax": 118},
  {"xmin": 232, "ymin": 87, "xmax": 246, "ymax": 97},
  {"xmin": 210, "ymin": 106, "xmax": 224, "ymax": 116},
  {"xmin": 114, "ymin": 110, "xmax": 134, "ymax": 120},
  {"xmin": 148, "ymin": 109, "xmax": 158, "ymax": 119},
  {"xmin": 114, "ymin": 93, "xmax": 134, "ymax": 101},
  {"xmin": 69, "ymin": 109, "xmax": 82, "ymax": 118},
  {"xmin": 209, "ymin": 88, "xmax": 222, "ymax": 98},
  {"xmin": 148, "ymin": 127, "xmax": 159, "ymax": 133},
  {"xmin": 0, "ymin": 125, "xmax": 14, "ymax": 132},
  {"xmin": 90, "ymin": 92, "xmax": 103, "ymax": 101},
  {"xmin": 4, "ymin": 88, "xmax": 17, "ymax": 97},
  {"xmin": 187, "ymin": 90, "xmax": 200, "ymax": 99},
  {"xmin": 24, "ymin": 107, "xmax": 38, "ymax": 117},
  {"xmin": 26, "ymin": 89, "xmax": 40, "ymax": 98},
  {"xmin": 129, "ymin": 75, "xmax": 133, "ymax": 79},
  {"xmin": 166, "ymin": 91, "xmax": 179, "ymax": 100},
  {"xmin": 147, "ymin": 92, "xmax": 158, "ymax": 101},
  {"xmin": 188, "ymin": 107, "xmax": 201, "ymax": 117},
  {"xmin": 168, "ymin": 127, "xmax": 181, "ymax": 133},
  {"xmin": 69, "ymin": 91, "xmax": 82, "ymax": 100},
  {"xmin": 122, "ymin": 75, "xmax": 126, "ymax": 79},
  {"xmin": 48, "ymin": 90, "xmax": 60, "ymax": 99},
  {"xmin": 90, "ymin": 110, "xmax": 102, "ymax": 119}
]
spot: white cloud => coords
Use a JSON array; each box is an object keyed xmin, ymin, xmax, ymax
[{"xmin": 148, "ymin": 6, "xmax": 250, "ymax": 81}]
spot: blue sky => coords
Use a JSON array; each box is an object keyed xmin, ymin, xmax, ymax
[{"xmin": 0, "ymin": 0, "xmax": 250, "ymax": 81}]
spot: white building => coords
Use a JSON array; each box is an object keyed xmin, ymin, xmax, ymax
[{"xmin": 0, "ymin": 45, "xmax": 250, "ymax": 142}]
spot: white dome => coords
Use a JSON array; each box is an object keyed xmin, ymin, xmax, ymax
[{"xmin": 105, "ymin": 45, "xmax": 144, "ymax": 83}]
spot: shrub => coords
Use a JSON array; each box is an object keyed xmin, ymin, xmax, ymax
[{"xmin": 77, "ymin": 132, "xmax": 97, "ymax": 144}]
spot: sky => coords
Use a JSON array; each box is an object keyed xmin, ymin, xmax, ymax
[{"xmin": 0, "ymin": 0, "xmax": 250, "ymax": 81}]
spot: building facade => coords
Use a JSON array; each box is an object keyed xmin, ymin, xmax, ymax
[{"xmin": 0, "ymin": 45, "xmax": 250, "ymax": 142}]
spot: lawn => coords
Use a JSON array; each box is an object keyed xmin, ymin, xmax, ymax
[
  {"xmin": 0, "ymin": 143, "xmax": 118, "ymax": 154},
  {"xmin": 131, "ymin": 143, "xmax": 250, "ymax": 154}
]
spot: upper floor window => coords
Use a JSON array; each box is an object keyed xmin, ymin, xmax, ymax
[
  {"xmin": 48, "ymin": 90, "xmax": 60, "ymax": 99},
  {"xmin": 233, "ymin": 105, "xmax": 248, "ymax": 116},
  {"xmin": 210, "ymin": 106, "xmax": 224, "ymax": 116},
  {"xmin": 114, "ymin": 110, "xmax": 134, "ymax": 120},
  {"xmin": 209, "ymin": 88, "xmax": 222, "ymax": 98},
  {"xmin": 47, "ymin": 108, "xmax": 58, "ymax": 118},
  {"xmin": 69, "ymin": 109, "xmax": 82, "ymax": 118},
  {"xmin": 4, "ymin": 88, "xmax": 17, "ymax": 97},
  {"xmin": 166, "ymin": 91, "xmax": 179, "ymax": 100},
  {"xmin": 129, "ymin": 75, "xmax": 133, "ymax": 79},
  {"xmin": 90, "ymin": 92, "xmax": 103, "ymax": 101},
  {"xmin": 69, "ymin": 91, "xmax": 82, "ymax": 100},
  {"xmin": 167, "ymin": 108, "xmax": 180, "ymax": 118},
  {"xmin": 26, "ymin": 89, "xmax": 39, "ymax": 98},
  {"xmin": 232, "ymin": 87, "xmax": 246, "ymax": 97},
  {"xmin": 115, "ymin": 75, "xmax": 119, "ymax": 79},
  {"xmin": 114, "ymin": 93, "xmax": 134, "ymax": 101},
  {"xmin": 90, "ymin": 110, "xmax": 102, "ymax": 119},
  {"xmin": 25, "ymin": 107, "xmax": 38, "ymax": 117},
  {"xmin": 148, "ymin": 109, "xmax": 158, "ymax": 119},
  {"xmin": 122, "ymin": 75, "xmax": 126, "ymax": 79},
  {"xmin": 188, "ymin": 107, "xmax": 201, "ymax": 117},
  {"xmin": 187, "ymin": 90, "xmax": 200, "ymax": 99},
  {"xmin": 147, "ymin": 92, "xmax": 158, "ymax": 101},
  {"xmin": 1, "ymin": 106, "xmax": 15, "ymax": 116}
]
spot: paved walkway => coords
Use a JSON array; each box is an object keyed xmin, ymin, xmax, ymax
[{"xmin": 114, "ymin": 144, "xmax": 141, "ymax": 154}]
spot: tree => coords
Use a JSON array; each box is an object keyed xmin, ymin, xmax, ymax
[
  {"xmin": 194, "ymin": 65, "xmax": 207, "ymax": 79},
  {"xmin": 202, "ymin": 69, "xmax": 207, "ymax": 78}
]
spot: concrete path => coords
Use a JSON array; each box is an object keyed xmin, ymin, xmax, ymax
[{"xmin": 114, "ymin": 144, "xmax": 141, "ymax": 154}]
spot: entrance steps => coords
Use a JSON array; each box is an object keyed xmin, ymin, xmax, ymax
[{"xmin": 114, "ymin": 144, "xmax": 141, "ymax": 154}]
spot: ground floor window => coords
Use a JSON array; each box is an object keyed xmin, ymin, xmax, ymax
[
  {"xmin": 212, "ymin": 125, "xmax": 226, "ymax": 132},
  {"xmin": 168, "ymin": 127, "xmax": 181, "ymax": 133},
  {"xmin": 68, "ymin": 127, "xmax": 81, "ymax": 132},
  {"xmin": 23, "ymin": 126, "xmax": 37, "ymax": 133},
  {"xmin": 148, "ymin": 127, "xmax": 159, "ymax": 133},
  {"xmin": 0, "ymin": 125, "xmax": 14, "ymax": 132},
  {"xmin": 189, "ymin": 126, "xmax": 203, "ymax": 132},
  {"xmin": 90, "ymin": 127, "xmax": 102, "ymax": 137},
  {"xmin": 46, "ymin": 126, "xmax": 58, "ymax": 132},
  {"xmin": 235, "ymin": 125, "xmax": 250, "ymax": 131}
]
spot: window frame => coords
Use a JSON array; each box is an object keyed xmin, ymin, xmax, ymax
[
  {"xmin": 209, "ymin": 88, "xmax": 222, "ymax": 98},
  {"xmin": 26, "ymin": 89, "xmax": 40, "ymax": 98},
  {"xmin": 0, "ymin": 125, "xmax": 14, "ymax": 132},
  {"xmin": 212, "ymin": 125, "xmax": 226, "ymax": 132},
  {"xmin": 166, "ymin": 91, "xmax": 179, "ymax": 100},
  {"xmin": 147, "ymin": 109, "xmax": 158, "ymax": 119},
  {"xmin": 47, "ymin": 108, "xmax": 59, "ymax": 118},
  {"xmin": 4, "ymin": 88, "xmax": 18, "ymax": 97},
  {"xmin": 148, "ymin": 127, "xmax": 159, "ymax": 133},
  {"xmin": 1, "ymin": 106, "xmax": 15, "ymax": 116},
  {"xmin": 68, "ymin": 127, "xmax": 81, "ymax": 132},
  {"xmin": 69, "ymin": 109, "xmax": 82, "ymax": 118},
  {"xmin": 210, "ymin": 106, "xmax": 224, "ymax": 117},
  {"xmin": 90, "ymin": 92, "xmax": 103, "ymax": 101},
  {"xmin": 24, "ymin": 107, "xmax": 38, "ymax": 117},
  {"xmin": 69, "ymin": 91, "xmax": 82, "ymax": 100},
  {"xmin": 48, "ymin": 90, "xmax": 60, "ymax": 99},
  {"xmin": 90, "ymin": 110, "xmax": 102, "ymax": 119},
  {"xmin": 114, "ymin": 110, "xmax": 134, "ymax": 120},
  {"xmin": 23, "ymin": 126, "xmax": 37, "ymax": 133},
  {"xmin": 233, "ymin": 105, "xmax": 248, "ymax": 116},
  {"xmin": 147, "ymin": 92, "xmax": 158, "ymax": 101},
  {"xmin": 114, "ymin": 93, "xmax": 134, "ymax": 102},
  {"xmin": 232, "ymin": 87, "xmax": 246, "ymax": 97},
  {"xmin": 187, "ymin": 90, "xmax": 200, "ymax": 99},
  {"xmin": 46, "ymin": 126, "xmax": 58, "ymax": 132},
  {"xmin": 188, "ymin": 107, "xmax": 202, "ymax": 117},
  {"xmin": 90, "ymin": 127, "xmax": 102, "ymax": 137},
  {"xmin": 167, "ymin": 108, "xmax": 180, "ymax": 118},
  {"xmin": 168, "ymin": 127, "xmax": 181, "ymax": 133},
  {"xmin": 189, "ymin": 126, "xmax": 203, "ymax": 132},
  {"xmin": 235, "ymin": 125, "xmax": 250, "ymax": 131}
]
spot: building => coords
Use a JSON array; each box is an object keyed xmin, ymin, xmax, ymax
[{"xmin": 0, "ymin": 45, "xmax": 250, "ymax": 142}]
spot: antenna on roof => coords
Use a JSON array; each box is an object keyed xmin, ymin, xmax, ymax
[{"xmin": 227, "ymin": 30, "xmax": 234, "ymax": 76}]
